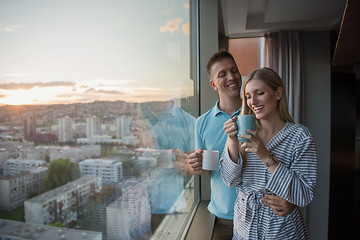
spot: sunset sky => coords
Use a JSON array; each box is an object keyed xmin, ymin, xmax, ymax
[{"xmin": 0, "ymin": 0, "xmax": 192, "ymax": 106}]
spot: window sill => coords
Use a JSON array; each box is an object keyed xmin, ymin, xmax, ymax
[{"xmin": 184, "ymin": 200, "xmax": 214, "ymax": 240}]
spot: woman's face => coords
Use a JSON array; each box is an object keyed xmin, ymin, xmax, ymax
[{"xmin": 244, "ymin": 78, "xmax": 281, "ymax": 120}]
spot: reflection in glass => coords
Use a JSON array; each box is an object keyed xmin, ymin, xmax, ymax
[{"xmin": 0, "ymin": 0, "xmax": 196, "ymax": 239}]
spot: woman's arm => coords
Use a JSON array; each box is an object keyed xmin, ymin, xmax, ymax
[
  {"xmin": 267, "ymin": 135, "xmax": 318, "ymax": 207},
  {"xmin": 220, "ymin": 116, "xmax": 244, "ymax": 187}
]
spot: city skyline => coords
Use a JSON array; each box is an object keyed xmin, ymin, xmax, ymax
[{"xmin": 0, "ymin": 0, "xmax": 193, "ymax": 106}]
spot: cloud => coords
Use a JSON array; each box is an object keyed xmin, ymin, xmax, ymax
[
  {"xmin": 160, "ymin": 18, "xmax": 184, "ymax": 35},
  {"xmin": 0, "ymin": 81, "xmax": 76, "ymax": 90},
  {"xmin": 84, "ymin": 88, "xmax": 123, "ymax": 95},
  {"xmin": 97, "ymin": 90, "xmax": 124, "ymax": 95},
  {"xmin": 84, "ymin": 88, "xmax": 96, "ymax": 93},
  {"xmin": 56, "ymin": 94, "xmax": 79, "ymax": 98},
  {"xmin": 162, "ymin": 9, "xmax": 171, "ymax": 15},
  {"xmin": 0, "ymin": 25, "xmax": 28, "ymax": 33},
  {"xmin": 182, "ymin": 22, "xmax": 190, "ymax": 35},
  {"xmin": 1, "ymin": 73, "xmax": 27, "ymax": 77}
]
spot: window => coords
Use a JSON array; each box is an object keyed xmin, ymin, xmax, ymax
[
  {"xmin": 229, "ymin": 37, "xmax": 264, "ymax": 79},
  {"xmin": 0, "ymin": 0, "xmax": 197, "ymax": 239}
]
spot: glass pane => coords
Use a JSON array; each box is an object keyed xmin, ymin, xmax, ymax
[
  {"xmin": 0, "ymin": 1, "xmax": 197, "ymax": 239},
  {"xmin": 229, "ymin": 38, "xmax": 261, "ymax": 78}
]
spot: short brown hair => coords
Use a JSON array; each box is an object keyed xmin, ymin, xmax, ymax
[{"xmin": 206, "ymin": 49, "xmax": 236, "ymax": 74}]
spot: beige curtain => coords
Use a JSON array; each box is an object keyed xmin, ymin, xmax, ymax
[{"xmin": 263, "ymin": 31, "xmax": 303, "ymax": 124}]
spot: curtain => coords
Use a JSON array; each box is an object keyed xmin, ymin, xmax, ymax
[{"xmin": 263, "ymin": 31, "xmax": 303, "ymax": 124}]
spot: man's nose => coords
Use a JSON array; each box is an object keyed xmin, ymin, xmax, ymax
[{"xmin": 227, "ymin": 72, "xmax": 235, "ymax": 80}]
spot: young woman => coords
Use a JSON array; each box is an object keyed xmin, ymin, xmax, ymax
[{"xmin": 220, "ymin": 67, "xmax": 317, "ymax": 239}]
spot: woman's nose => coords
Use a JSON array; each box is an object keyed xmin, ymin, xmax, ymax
[{"xmin": 250, "ymin": 96, "xmax": 257, "ymax": 105}]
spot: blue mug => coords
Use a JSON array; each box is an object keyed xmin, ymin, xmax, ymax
[{"xmin": 237, "ymin": 115, "xmax": 256, "ymax": 142}]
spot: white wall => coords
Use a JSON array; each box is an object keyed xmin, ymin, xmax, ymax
[
  {"xmin": 199, "ymin": 0, "xmax": 219, "ymax": 201},
  {"xmin": 302, "ymin": 31, "xmax": 331, "ymax": 240},
  {"xmin": 199, "ymin": 0, "xmax": 219, "ymax": 116}
]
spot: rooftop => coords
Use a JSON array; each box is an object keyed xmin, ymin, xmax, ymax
[
  {"xmin": 0, "ymin": 219, "xmax": 102, "ymax": 240},
  {"xmin": 25, "ymin": 176, "xmax": 101, "ymax": 203}
]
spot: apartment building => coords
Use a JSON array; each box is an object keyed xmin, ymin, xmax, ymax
[
  {"xmin": 76, "ymin": 135, "xmax": 122, "ymax": 145},
  {"xmin": 0, "ymin": 219, "xmax": 102, "ymax": 240},
  {"xmin": 0, "ymin": 167, "xmax": 47, "ymax": 210},
  {"xmin": 24, "ymin": 176, "xmax": 102, "ymax": 227},
  {"xmin": 3, "ymin": 159, "xmax": 47, "ymax": 176},
  {"xmin": 86, "ymin": 116, "xmax": 101, "ymax": 138},
  {"xmin": 0, "ymin": 149, "xmax": 10, "ymax": 171},
  {"xmin": 58, "ymin": 116, "xmax": 74, "ymax": 143},
  {"xmin": 49, "ymin": 145, "xmax": 101, "ymax": 163},
  {"xmin": 106, "ymin": 181, "xmax": 151, "ymax": 240},
  {"xmin": 116, "ymin": 116, "xmax": 132, "ymax": 139},
  {"xmin": 79, "ymin": 158, "xmax": 123, "ymax": 183},
  {"xmin": 0, "ymin": 141, "xmax": 35, "ymax": 160},
  {"xmin": 73, "ymin": 122, "xmax": 87, "ymax": 138},
  {"xmin": 24, "ymin": 113, "xmax": 36, "ymax": 142}
]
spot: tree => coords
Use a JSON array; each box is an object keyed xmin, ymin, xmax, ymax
[
  {"xmin": 49, "ymin": 220, "xmax": 65, "ymax": 228},
  {"xmin": 42, "ymin": 158, "xmax": 80, "ymax": 191}
]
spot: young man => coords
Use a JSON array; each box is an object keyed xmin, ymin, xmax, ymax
[{"xmin": 188, "ymin": 49, "xmax": 294, "ymax": 239}]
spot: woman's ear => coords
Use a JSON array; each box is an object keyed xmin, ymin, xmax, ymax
[{"xmin": 276, "ymin": 87, "xmax": 283, "ymax": 100}]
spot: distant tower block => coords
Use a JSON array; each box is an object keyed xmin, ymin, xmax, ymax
[{"xmin": 24, "ymin": 113, "xmax": 36, "ymax": 141}]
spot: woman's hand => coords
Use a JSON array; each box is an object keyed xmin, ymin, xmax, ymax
[
  {"xmin": 223, "ymin": 116, "xmax": 241, "ymax": 162},
  {"xmin": 223, "ymin": 116, "xmax": 238, "ymax": 140},
  {"xmin": 239, "ymin": 129, "xmax": 270, "ymax": 161}
]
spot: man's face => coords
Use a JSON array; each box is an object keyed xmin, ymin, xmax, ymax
[{"xmin": 209, "ymin": 58, "xmax": 242, "ymax": 100}]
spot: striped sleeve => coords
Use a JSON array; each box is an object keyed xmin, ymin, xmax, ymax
[
  {"xmin": 266, "ymin": 135, "xmax": 318, "ymax": 207},
  {"xmin": 219, "ymin": 147, "xmax": 243, "ymax": 187}
]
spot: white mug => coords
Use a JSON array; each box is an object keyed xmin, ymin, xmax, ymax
[{"xmin": 202, "ymin": 150, "xmax": 219, "ymax": 171}]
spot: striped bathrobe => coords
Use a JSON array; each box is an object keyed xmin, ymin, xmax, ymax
[{"xmin": 220, "ymin": 122, "xmax": 318, "ymax": 240}]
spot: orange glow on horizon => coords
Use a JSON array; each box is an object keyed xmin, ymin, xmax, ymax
[{"xmin": 0, "ymin": 89, "xmax": 191, "ymax": 106}]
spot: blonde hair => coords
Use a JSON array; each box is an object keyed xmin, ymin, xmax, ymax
[
  {"xmin": 239, "ymin": 67, "xmax": 294, "ymax": 162},
  {"xmin": 241, "ymin": 67, "xmax": 294, "ymax": 123}
]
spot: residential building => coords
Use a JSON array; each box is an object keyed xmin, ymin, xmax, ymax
[
  {"xmin": 79, "ymin": 158, "xmax": 123, "ymax": 183},
  {"xmin": 24, "ymin": 176, "xmax": 102, "ymax": 227},
  {"xmin": 0, "ymin": 149, "xmax": 10, "ymax": 171},
  {"xmin": 24, "ymin": 113, "xmax": 36, "ymax": 141},
  {"xmin": 116, "ymin": 116, "xmax": 132, "ymax": 139},
  {"xmin": 106, "ymin": 181, "xmax": 151, "ymax": 240},
  {"xmin": 73, "ymin": 122, "xmax": 87, "ymax": 138},
  {"xmin": 76, "ymin": 135, "xmax": 122, "ymax": 145},
  {"xmin": 0, "ymin": 219, "xmax": 102, "ymax": 240},
  {"xmin": 0, "ymin": 167, "xmax": 47, "ymax": 210},
  {"xmin": 86, "ymin": 116, "xmax": 101, "ymax": 138},
  {"xmin": 3, "ymin": 159, "xmax": 46, "ymax": 176},
  {"xmin": 58, "ymin": 116, "xmax": 73, "ymax": 142},
  {"xmin": 49, "ymin": 145, "xmax": 101, "ymax": 163}
]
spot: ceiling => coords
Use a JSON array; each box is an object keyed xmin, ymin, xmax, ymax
[{"xmin": 220, "ymin": 0, "xmax": 347, "ymax": 38}]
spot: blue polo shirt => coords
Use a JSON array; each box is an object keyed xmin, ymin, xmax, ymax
[
  {"xmin": 145, "ymin": 102, "xmax": 196, "ymax": 214},
  {"xmin": 196, "ymin": 100, "xmax": 240, "ymax": 220}
]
